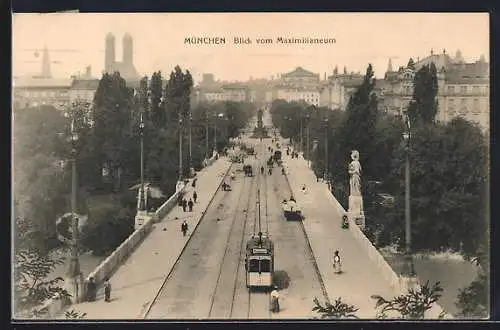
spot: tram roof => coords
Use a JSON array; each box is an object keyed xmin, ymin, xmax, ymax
[{"xmin": 246, "ymin": 234, "xmax": 274, "ymax": 250}]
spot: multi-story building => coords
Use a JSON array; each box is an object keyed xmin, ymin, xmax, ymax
[
  {"xmin": 195, "ymin": 74, "xmax": 251, "ymax": 103},
  {"xmin": 69, "ymin": 66, "xmax": 100, "ymax": 105},
  {"xmin": 271, "ymin": 67, "xmax": 322, "ymax": 106},
  {"xmin": 320, "ymin": 66, "xmax": 364, "ymax": 109},
  {"xmin": 13, "ymin": 76, "xmax": 73, "ymax": 110},
  {"xmin": 380, "ymin": 49, "xmax": 489, "ymax": 130},
  {"xmin": 221, "ymin": 83, "xmax": 249, "ymax": 102}
]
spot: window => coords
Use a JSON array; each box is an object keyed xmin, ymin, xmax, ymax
[
  {"xmin": 472, "ymin": 86, "xmax": 480, "ymax": 94},
  {"xmin": 248, "ymin": 259, "xmax": 260, "ymax": 272},
  {"xmin": 459, "ymin": 98, "xmax": 467, "ymax": 115},
  {"xmin": 460, "ymin": 85, "xmax": 467, "ymax": 94},
  {"xmin": 447, "ymin": 86, "xmax": 455, "ymax": 95},
  {"xmin": 472, "ymin": 99, "xmax": 480, "ymax": 114},
  {"xmin": 260, "ymin": 259, "xmax": 271, "ymax": 273}
]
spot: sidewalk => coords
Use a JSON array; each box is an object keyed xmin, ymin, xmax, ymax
[
  {"xmin": 67, "ymin": 157, "xmax": 232, "ymax": 319},
  {"xmin": 283, "ymin": 153, "xmax": 398, "ymax": 319}
]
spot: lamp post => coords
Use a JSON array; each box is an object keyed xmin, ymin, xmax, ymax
[
  {"xmin": 401, "ymin": 113, "xmax": 416, "ymax": 280},
  {"xmin": 138, "ymin": 112, "xmax": 146, "ymax": 211},
  {"xmin": 205, "ymin": 111, "xmax": 209, "ymax": 159},
  {"xmin": 67, "ymin": 106, "xmax": 82, "ymax": 303},
  {"xmin": 188, "ymin": 111, "xmax": 193, "ymax": 177},
  {"xmin": 324, "ymin": 118, "xmax": 329, "ymax": 181},
  {"xmin": 306, "ymin": 113, "xmax": 311, "ymax": 166},
  {"xmin": 179, "ymin": 117, "xmax": 183, "ymax": 181},
  {"xmin": 299, "ymin": 114, "xmax": 303, "ymax": 153}
]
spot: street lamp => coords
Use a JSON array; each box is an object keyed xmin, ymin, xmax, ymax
[
  {"xmin": 214, "ymin": 113, "xmax": 224, "ymax": 154},
  {"xmin": 324, "ymin": 118, "xmax": 329, "ymax": 181},
  {"xmin": 205, "ymin": 111, "xmax": 209, "ymax": 159},
  {"xmin": 401, "ymin": 113, "xmax": 416, "ymax": 280},
  {"xmin": 179, "ymin": 117, "xmax": 183, "ymax": 181},
  {"xmin": 138, "ymin": 112, "xmax": 146, "ymax": 211},
  {"xmin": 306, "ymin": 113, "xmax": 311, "ymax": 166},
  {"xmin": 188, "ymin": 111, "xmax": 194, "ymax": 177},
  {"xmin": 62, "ymin": 105, "xmax": 83, "ymax": 303}
]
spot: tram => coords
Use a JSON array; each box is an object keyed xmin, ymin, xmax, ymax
[
  {"xmin": 282, "ymin": 198, "xmax": 302, "ymax": 221},
  {"xmin": 245, "ymin": 231, "xmax": 274, "ymax": 289}
]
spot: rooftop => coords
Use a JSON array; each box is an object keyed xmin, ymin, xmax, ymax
[
  {"xmin": 13, "ymin": 77, "xmax": 73, "ymax": 88},
  {"xmin": 71, "ymin": 78, "xmax": 100, "ymax": 90},
  {"xmin": 282, "ymin": 66, "xmax": 319, "ymax": 78}
]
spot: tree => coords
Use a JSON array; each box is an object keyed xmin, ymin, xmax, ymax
[
  {"xmin": 150, "ymin": 71, "xmax": 165, "ymax": 127},
  {"xmin": 383, "ymin": 118, "xmax": 488, "ymax": 254},
  {"xmin": 331, "ymin": 64, "xmax": 379, "ymax": 208},
  {"xmin": 312, "ymin": 297, "xmax": 359, "ymax": 319},
  {"xmin": 371, "ymin": 281, "xmax": 444, "ymax": 319},
  {"xmin": 13, "ymin": 105, "xmax": 72, "ymax": 251},
  {"xmin": 456, "ymin": 272, "xmax": 489, "ymax": 318},
  {"xmin": 407, "ymin": 63, "xmax": 438, "ymax": 124},
  {"xmin": 92, "ymin": 72, "xmax": 134, "ymax": 191},
  {"xmin": 164, "ymin": 66, "xmax": 193, "ymax": 124},
  {"xmin": 13, "ymin": 216, "xmax": 70, "ymax": 318}
]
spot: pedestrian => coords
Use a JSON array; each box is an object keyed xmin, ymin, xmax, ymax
[
  {"xmin": 192, "ymin": 179, "xmax": 197, "ymax": 188},
  {"xmin": 332, "ymin": 250, "xmax": 342, "ymax": 274},
  {"xmin": 182, "ymin": 198, "xmax": 187, "ymax": 212},
  {"xmin": 104, "ymin": 277, "xmax": 112, "ymax": 302},
  {"xmin": 181, "ymin": 220, "xmax": 188, "ymax": 236},
  {"xmin": 188, "ymin": 198, "xmax": 194, "ymax": 212},
  {"xmin": 270, "ymin": 286, "xmax": 280, "ymax": 312},
  {"xmin": 87, "ymin": 277, "xmax": 96, "ymax": 302},
  {"xmin": 193, "ymin": 191, "xmax": 198, "ymax": 203}
]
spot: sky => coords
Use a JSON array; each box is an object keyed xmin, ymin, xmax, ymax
[{"xmin": 12, "ymin": 13, "xmax": 489, "ymax": 83}]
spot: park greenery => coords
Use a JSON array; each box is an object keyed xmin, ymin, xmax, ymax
[
  {"xmin": 312, "ymin": 281, "xmax": 444, "ymax": 319},
  {"xmin": 273, "ymin": 61, "xmax": 489, "ymax": 318},
  {"xmin": 13, "ymin": 66, "xmax": 255, "ymax": 316}
]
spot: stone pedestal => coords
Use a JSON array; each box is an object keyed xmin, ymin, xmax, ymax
[
  {"xmin": 134, "ymin": 210, "xmax": 151, "ymax": 231},
  {"xmin": 348, "ymin": 195, "xmax": 365, "ymax": 230},
  {"xmin": 65, "ymin": 272, "xmax": 84, "ymax": 303}
]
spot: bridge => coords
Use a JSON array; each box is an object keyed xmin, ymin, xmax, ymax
[{"xmin": 42, "ymin": 111, "xmax": 448, "ymax": 319}]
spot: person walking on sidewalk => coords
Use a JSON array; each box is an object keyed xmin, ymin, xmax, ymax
[
  {"xmin": 182, "ymin": 198, "xmax": 187, "ymax": 212},
  {"xmin": 332, "ymin": 250, "xmax": 342, "ymax": 274},
  {"xmin": 188, "ymin": 198, "xmax": 194, "ymax": 212},
  {"xmin": 104, "ymin": 278, "xmax": 112, "ymax": 302},
  {"xmin": 193, "ymin": 191, "xmax": 198, "ymax": 203},
  {"xmin": 270, "ymin": 286, "xmax": 280, "ymax": 312},
  {"xmin": 181, "ymin": 220, "xmax": 189, "ymax": 236},
  {"xmin": 87, "ymin": 277, "xmax": 97, "ymax": 302}
]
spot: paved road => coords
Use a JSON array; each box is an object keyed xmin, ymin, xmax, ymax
[{"xmin": 146, "ymin": 139, "xmax": 328, "ymax": 319}]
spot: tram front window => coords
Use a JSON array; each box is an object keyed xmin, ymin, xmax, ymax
[
  {"xmin": 248, "ymin": 259, "xmax": 260, "ymax": 272},
  {"xmin": 260, "ymin": 259, "xmax": 271, "ymax": 272}
]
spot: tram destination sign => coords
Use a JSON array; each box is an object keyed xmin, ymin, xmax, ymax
[{"xmin": 253, "ymin": 248, "xmax": 268, "ymax": 254}]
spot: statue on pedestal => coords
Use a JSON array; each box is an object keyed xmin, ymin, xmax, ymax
[
  {"xmin": 348, "ymin": 150, "xmax": 362, "ymax": 197},
  {"xmin": 347, "ymin": 150, "xmax": 365, "ymax": 230}
]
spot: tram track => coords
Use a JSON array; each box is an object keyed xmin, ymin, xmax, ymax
[
  {"xmin": 207, "ymin": 166, "xmax": 258, "ymax": 319},
  {"xmin": 245, "ymin": 168, "xmax": 273, "ymax": 319}
]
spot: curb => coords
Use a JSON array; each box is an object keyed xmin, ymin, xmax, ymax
[
  {"xmin": 282, "ymin": 158, "xmax": 331, "ymax": 305},
  {"xmin": 140, "ymin": 159, "xmax": 233, "ymax": 318}
]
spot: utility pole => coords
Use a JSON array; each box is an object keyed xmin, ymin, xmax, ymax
[
  {"xmin": 205, "ymin": 111, "xmax": 209, "ymax": 158},
  {"xmin": 324, "ymin": 118, "xmax": 329, "ymax": 181},
  {"xmin": 179, "ymin": 117, "xmax": 183, "ymax": 181},
  {"xmin": 189, "ymin": 111, "xmax": 193, "ymax": 176},
  {"xmin": 402, "ymin": 113, "xmax": 416, "ymax": 283},
  {"xmin": 138, "ymin": 112, "xmax": 145, "ymax": 210}
]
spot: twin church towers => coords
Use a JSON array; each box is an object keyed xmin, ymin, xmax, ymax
[{"xmin": 104, "ymin": 32, "xmax": 139, "ymax": 81}]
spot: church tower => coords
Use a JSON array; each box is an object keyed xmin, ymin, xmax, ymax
[
  {"xmin": 105, "ymin": 33, "xmax": 116, "ymax": 72},
  {"xmin": 123, "ymin": 33, "xmax": 133, "ymax": 65},
  {"xmin": 41, "ymin": 45, "xmax": 52, "ymax": 78},
  {"xmin": 387, "ymin": 58, "xmax": 393, "ymax": 73}
]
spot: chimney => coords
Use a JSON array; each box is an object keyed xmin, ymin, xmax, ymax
[{"xmin": 85, "ymin": 66, "xmax": 92, "ymax": 77}]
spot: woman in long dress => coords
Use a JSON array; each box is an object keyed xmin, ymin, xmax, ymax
[{"xmin": 332, "ymin": 250, "xmax": 342, "ymax": 274}]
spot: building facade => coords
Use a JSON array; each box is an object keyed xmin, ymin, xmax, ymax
[
  {"xmin": 13, "ymin": 77, "xmax": 73, "ymax": 110},
  {"xmin": 379, "ymin": 50, "xmax": 489, "ymax": 130},
  {"xmin": 272, "ymin": 67, "xmax": 322, "ymax": 106}
]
